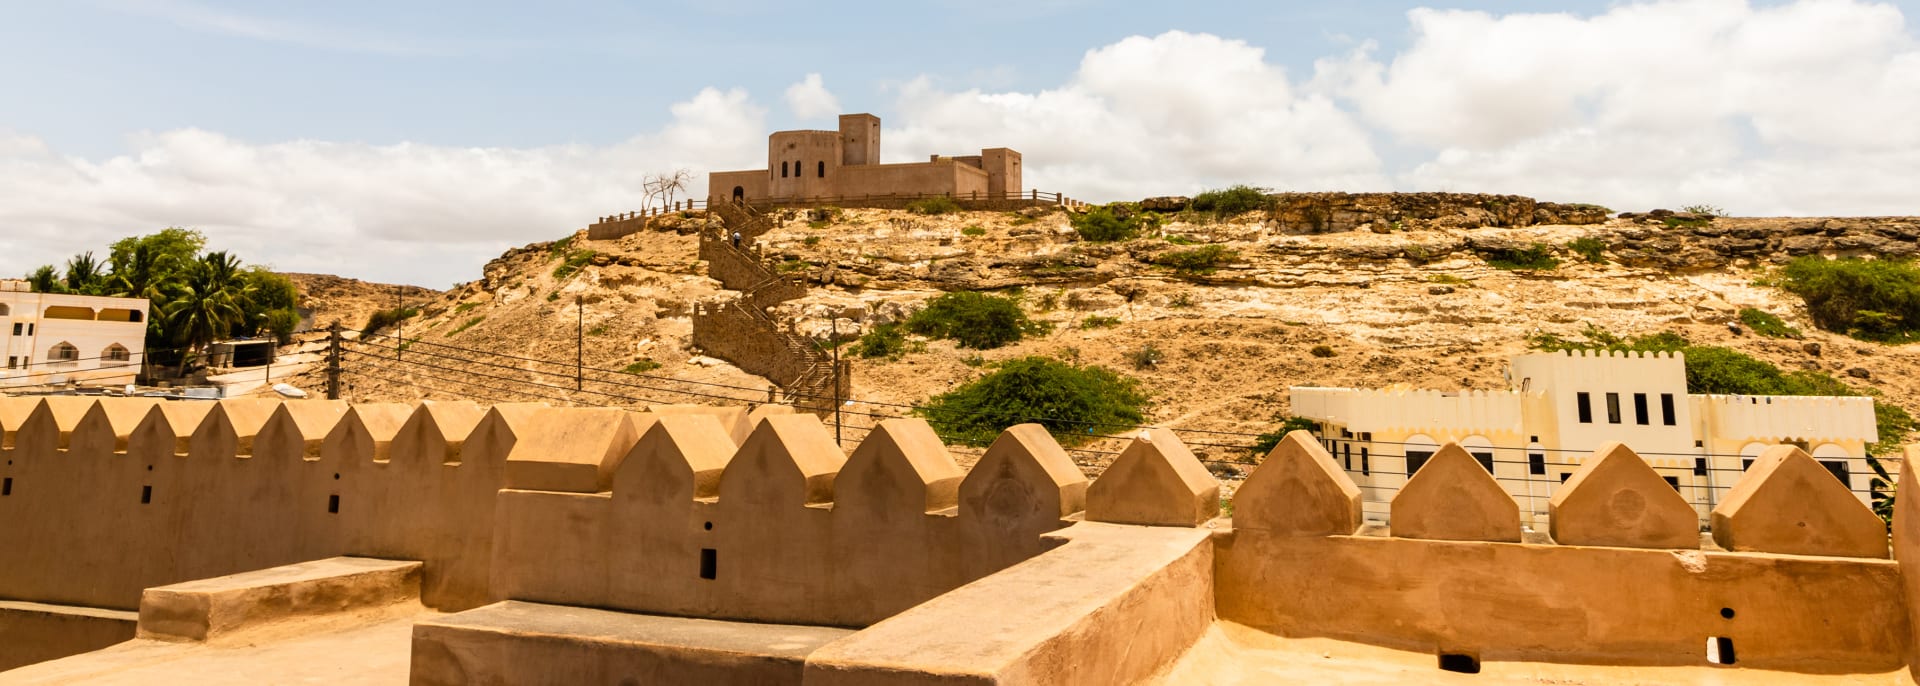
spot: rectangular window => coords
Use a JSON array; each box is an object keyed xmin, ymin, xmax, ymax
[
  {"xmin": 1605, "ymin": 392, "xmax": 1622, "ymax": 424},
  {"xmin": 1469, "ymin": 452, "xmax": 1494, "ymax": 474},
  {"xmin": 1694, "ymin": 457, "xmax": 1707, "ymax": 476},
  {"xmin": 1528, "ymin": 452, "xmax": 1546, "ymax": 475},
  {"xmin": 1634, "ymin": 393, "xmax": 1649, "ymax": 425},
  {"xmin": 1406, "ymin": 450, "xmax": 1435, "ymax": 476},
  {"xmin": 1662, "ymin": 476, "xmax": 1680, "ymax": 492},
  {"xmin": 1661, "ymin": 394, "xmax": 1677, "ymax": 426},
  {"xmin": 1360, "ymin": 447, "xmax": 1370, "ymax": 476},
  {"xmin": 1342, "ymin": 444, "xmax": 1351, "ymax": 470},
  {"xmin": 1359, "ymin": 432, "xmax": 1371, "ymax": 441},
  {"xmin": 700, "ymin": 548, "xmax": 718, "ymax": 580},
  {"xmin": 5, "ymin": 356, "xmax": 14, "ymax": 369},
  {"xmin": 1820, "ymin": 460, "xmax": 1849, "ymax": 487},
  {"xmin": 1576, "ymin": 392, "xmax": 1593, "ymax": 423},
  {"xmin": 10, "ymin": 323, "xmax": 18, "ymax": 336},
  {"xmin": 26, "ymin": 323, "xmax": 32, "ymax": 336}
]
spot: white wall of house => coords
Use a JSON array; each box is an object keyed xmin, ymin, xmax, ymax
[{"xmin": 0, "ymin": 284, "xmax": 151, "ymax": 389}]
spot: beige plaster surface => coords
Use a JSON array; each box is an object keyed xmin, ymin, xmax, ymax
[
  {"xmin": 138, "ymin": 557, "xmax": 422, "ymax": 642},
  {"xmin": 1391, "ymin": 442, "xmax": 1522, "ymax": 542},
  {"xmin": 1233, "ymin": 430, "xmax": 1362, "ymax": 536},
  {"xmin": 1086, "ymin": 429, "xmax": 1219, "ymax": 527},
  {"xmin": 1155, "ymin": 621, "xmax": 1906, "ymax": 685},
  {"xmin": 0, "ymin": 396, "xmax": 36, "ymax": 450},
  {"xmin": 0, "ymin": 601, "xmax": 136, "ymax": 672},
  {"xmin": 68, "ymin": 398, "xmax": 161, "ymax": 456},
  {"xmin": 1550, "ymin": 441, "xmax": 1701, "ymax": 549},
  {"xmin": 0, "ymin": 608, "xmax": 428, "ymax": 685},
  {"xmin": 321, "ymin": 402, "xmax": 415, "ymax": 464},
  {"xmin": 411, "ymin": 601, "xmax": 852, "ymax": 686},
  {"xmin": 1713, "ymin": 444, "xmax": 1889, "ymax": 558},
  {"xmin": 805, "ymin": 521, "xmax": 1215, "ymax": 686},
  {"xmin": 1215, "ymin": 530, "xmax": 1907, "ymax": 671}
]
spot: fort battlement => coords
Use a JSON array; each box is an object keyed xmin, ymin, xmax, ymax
[{"xmin": 2, "ymin": 395, "xmax": 1916, "ymax": 682}]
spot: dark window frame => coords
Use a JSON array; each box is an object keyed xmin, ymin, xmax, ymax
[
  {"xmin": 1605, "ymin": 392, "xmax": 1622, "ymax": 424},
  {"xmin": 1633, "ymin": 393, "xmax": 1650, "ymax": 425},
  {"xmin": 1576, "ymin": 392, "xmax": 1593, "ymax": 423}
]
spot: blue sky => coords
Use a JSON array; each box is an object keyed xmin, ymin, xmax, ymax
[{"xmin": 2, "ymin": 0, "xmax": 1918, "ymax": 286}]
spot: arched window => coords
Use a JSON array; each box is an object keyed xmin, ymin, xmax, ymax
[
  {"xmin": 0, "ymin": 303, "xmax": 9, "ymax": 316},
  {"xmin": 103, "ymin": 344, "xmax": 130, "ymax": 362},
  {"xmin": 818, "ymin": 161, "xmax": 826, "ymax": 178},
  {"xmin": 732, "ymin": 186, "xmax": 745, "ymax": 202},
  {"xmin": 1404, "ymin": 434, "xmax": 1440, "ymax": 476},
  {"xmin": 780, "ymin": 161, "xmax": 788, "ymax": 178},
  {"xmin": 49, "ymin": 342, "xmax": 78, "ymax": 361}
]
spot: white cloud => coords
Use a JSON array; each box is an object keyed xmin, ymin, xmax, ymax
[
  {"xmin": 0, "ymin": 88, "xmax": 765, "ymax": 287},
  {"xmin": 882, "ymin": 30, "xmax": 1390, "ymax": 200},
  {"xmin": 1322, "ymin": 0, "xmax": 1920, "ymax": 215},
  {"xmin": 784, "ymin": 73, "xmax": 843, "ymax": 121}
]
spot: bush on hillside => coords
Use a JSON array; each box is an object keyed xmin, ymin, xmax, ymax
[
  {"xmin": 1779, "ymin": 257, "xmax": 1920, "ymax": 342},
  {"xmin": 1482, "ymin": 243, "xmax": 1560, "ymax": 271},
  {"xmin": 906, "ymin": 196, "xmax": 961, "ymax": 215},
  {"xmin": 1567, "ymin": 237, "xmax": 1608, "ymax": 264},
  {"xmin": 906, "ymin": 291, "xmax": 1051, "ymax": 350},
  {"xmin": 849, "ymin": 322, "xmax": 915, "ymax": 360},
  {"xmin": 914, "ymin": 356, "xmax": 1148, "ymax": 447},
  {"xmin": 1737, "ymin": 307, "xmax": 1801, "ymax": 339},
  {"xmin": 1190, "ymin": 185, "xmax": 1273, "ymax": 217},
  {"xmin": 363, "ymin": 306, "xmax": 419, "ymax": 334},
  {"xmin": 1154, "ymin": 245, "xmax": 1239, "ymax": 275},
  {"xmin": 1071, "ymin": 203, "xmax": 1157, "ymax": 242}
]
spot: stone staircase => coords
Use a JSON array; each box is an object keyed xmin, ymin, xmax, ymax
[{"xmin": 693, "ymin": 203, "xmax": 846, "ymax": 415}]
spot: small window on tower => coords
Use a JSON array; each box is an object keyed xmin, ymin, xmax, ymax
[
  {"xmin": 781, "ymin": 161, "xmax": 788, "ymax": 177},
  {"xmin": 818, "ymin": 161, "xmax": 826, "ymax": 177}
]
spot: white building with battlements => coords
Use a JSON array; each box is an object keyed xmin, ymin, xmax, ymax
[{"xmin": 1289, "ymin": 350, "xmax": 1879, "ymax": 523}]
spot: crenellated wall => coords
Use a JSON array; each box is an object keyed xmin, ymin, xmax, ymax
[{"xmin": 0, "ymin": 397, "xmax": 1086, "ymax": 630}]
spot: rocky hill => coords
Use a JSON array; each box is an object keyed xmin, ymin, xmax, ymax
[{"xmin": 289, "ymin": 194, "xmax": 1920, "ymax": 469}]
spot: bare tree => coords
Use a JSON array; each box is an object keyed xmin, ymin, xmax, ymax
[{"xmin": 642, "ymin": 169, "xmax": 694, "ymax": 211}]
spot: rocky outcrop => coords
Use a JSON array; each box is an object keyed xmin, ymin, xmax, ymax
[
  {"xmin": 1262, "ymin": 192, "xmax": 1610, "ymax": 234},
  {"xmin": 1606, "ymin": 217, "xmax": 1920, "ymax": 271}
]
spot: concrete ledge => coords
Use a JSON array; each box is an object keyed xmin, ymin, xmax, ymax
[
  {"xmin": 410, "ymin": 601, "xmax": 852, "ymax": 686},
  {"xmin": 137, "ymin": 557, "xmax": 422, "ymax": 642},
  {"xmin": 0, "ymin": 600, "xmax": 138, "ymax": 671},
  {"xmin": 804, "ymin": 521, "xmax": 1214, "ymax": 685}
]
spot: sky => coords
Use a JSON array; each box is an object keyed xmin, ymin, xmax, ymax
[{"xmin": 2, "ymin": 0, "xmax": 1917, "ymax": 287}]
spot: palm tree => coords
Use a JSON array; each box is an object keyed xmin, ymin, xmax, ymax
[
  {"xmin": 109, "ymin": 243, "xmax": 183, "ymax": 383},
  {"xmin": 165, "ymin": 252, "xmax": 252, "ymax": 378},
  {"xmin": 25, "ymin": 265, "xmax": 64, "ymax": 293},
  {"xmin": 64, "ymin": 252, "xmax": 107, "ymax": 295}
]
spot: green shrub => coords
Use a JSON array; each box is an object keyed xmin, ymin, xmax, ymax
[
  {"xmin": 1127, "ymin": 343, "xmax": 1163, "ymax": 369},
  {"xmin": 1482, "ymin": 243, "xmax": 1560, "ymax": 271},
  {"xmin": 1428, "ymin": 274, "xmax": 1472, "ymax": 286},
  {"xmin": 1681, "ymin": 204, "xmax": 1726, "ymax": 217},
  {"xmin": 586, "ymin": 324, "xmax": 608, "ymax": 336},
  {"xmin": 1249, "ymin": 414, "xmax": 1322, "ymax": 458},
  {"xmin": 1080, "ymin": 315, "xmax": 1121, "ymax": 329},
  {"xmin": 1155, "ymin": 245, "xmax": 1239, "ymax": 275},
  {"xmin": 906, "ymin": 196, "xmax": 961, "ymax": 215},
  {"xmin": 448, "ymin": 316, "xmax": 485, "ymax": 336},
  {"xmin": 621, "ymin": 359, "xmax": 662, "ymax": 374},
  {"xmin": 453, "ymin": 302, "xmax": 481, "ymax": 314},
  {"xmin": 961, "ymin": 225, "xmax": 986, "ymax": 237},
  {"xmin": 803, "ymin": 235, "xmax": 821, "ymax": 246},
  {"xmin": 906, "ymin": 291, "xmax": 1051, "ymax": 350},
  {"xmin": 849, "ymin": 322, "xmax": 914, "ymax": 360},
  {"xmin": 961, "ymin": 354, "xmax": 986, "ymax": 367},
  {"xmin": 914, "ymin": 356, "xmax": 1148, "ymax": 447},
  {"xmin": 1309, "ymin": 345, "xmax": 1334, "ymax": 358},
  {"xmin": 362, "ymin": 306, "xmax": 419, "ymax": 334},
  {"xmin": 546, "ymin": 292, "xmax": 560, "ymax": 302},
  {"xmin": 1070, "ymin": 203, "xmax": 1157, "ymax": 242},
  {"xmin": 1168, "ymin": 293, "xmax": 1194, "ymax": 308},
  {"xmin": 1779, "ymin": 257, "xmax": 1920, "ymax": 342},
  {"xmin": 1567, "ymin": 237, "xmax": 1608, "ymax": 264},
  {"xmin": 552, "ymin": 249, "xmax": 597, "ymax": 279},
  {"xmin": 1164, "ymin": 234, "xmax": 1199, "ymax": 246},
  {"xmin": 1190, "ymin": 185, "xmax": 1272, "ymax": 217},
  {"xmin": 1737, "ymin": 308, "xmax": 1801, "ymax": 338},
  {"xmin": 547, "ymin": 235, "xmax": 575, "ymax": 259}
]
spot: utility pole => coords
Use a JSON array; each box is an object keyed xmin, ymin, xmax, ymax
[
  {"xmin": 832, "ymin": 317, "xmax": 842, "ymax": 448},
  {"xmin": 325, "ymin": 322, "xmax": 342, "ymax": 400},
  {"xmin": 394, "ymin": 285, "xmax": 403, "ymax": 360},
  {"xmin": 576, "ymin": 296, "xmax": 584, "ymax": 392}
]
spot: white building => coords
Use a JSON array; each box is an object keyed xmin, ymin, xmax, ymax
[
  {"xmin": 0, "ymin": 280, "xmax": 151, "ymax": 390},
  {"xmin": 1289, "ymin": 350, "xmax": 1879, "ymax": 525}
]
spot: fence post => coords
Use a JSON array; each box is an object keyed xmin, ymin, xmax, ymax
[
  {"xmin": 325, "ymin": 322, "xmax": 342, "ymax": 400},
  {"xmin": 576, "ymin": 296, "xmax": 584, "ymax": 392}
]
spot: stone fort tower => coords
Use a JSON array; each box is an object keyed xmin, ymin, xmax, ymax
[{"xmin": 710, "ymin": 113, "xmax": 1021, "ymax": 204}]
